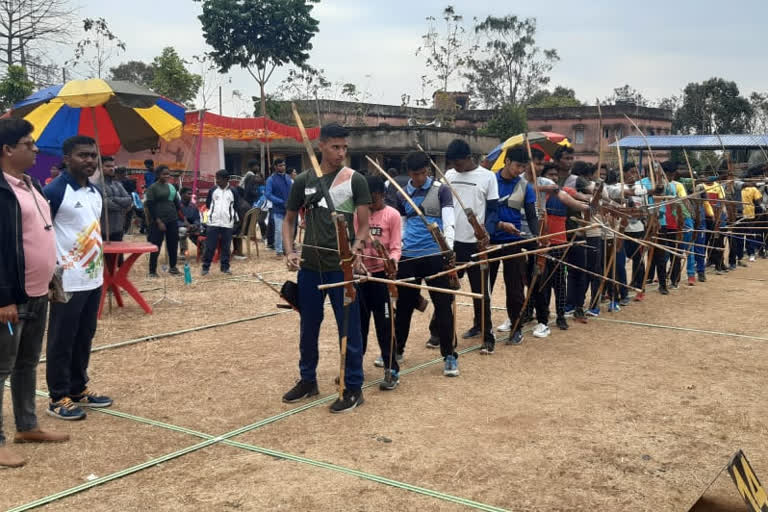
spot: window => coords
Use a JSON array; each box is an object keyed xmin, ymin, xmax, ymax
[
  {"xmin": 604, "ymin": 128, "xmax": 611, "ymax": 139},
  {"xmin": 616, "ymin": 127, "xmax": 623, "ymax": 139},
  {"xmin": 574, "ymin": 127, "xmax": 585, "ymax": 144}
]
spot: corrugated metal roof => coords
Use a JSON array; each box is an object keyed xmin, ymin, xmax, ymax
[{"xmin": 610, "ymin": 134, "xmax": 768, "ymax": 149}]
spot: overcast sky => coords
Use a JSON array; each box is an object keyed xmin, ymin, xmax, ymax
[{"xmin": 68, "ymin": 0, "xmax": 767, "ymax": 115}]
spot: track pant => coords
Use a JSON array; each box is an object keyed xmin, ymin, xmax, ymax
[
  {"xmin": 540, "ymin": 246, "xmax": 567, "ymax": 320},
  {"xmin": 296, "ymin": 269, "xmax": 364, "ymax": 391},
  {"xmin": 46, "ymin": 287, "xmax": 101, "ymax": 402},
  {"xmin": 624, "ymin": 230, "xmax": 646, "ymax": 290},
  {"xmin": 359, "ymin": 272, "xmax": 398, "ymax": 373},
  {"xmin": 455, "ymin": 241, "xmax": 493, "ymax": 343},
  {"xmin": 0, "ymin": 296, "xmax": 48, "ymax": 443},
  {"xmin": 728, "ymin": 231, "xmax": 745, "ymax": 265},
  {"xmin": 566, "ymin": 238, "xmax": 589, "ymax": 310},
  {"xmin": 202, "ymin": 226, "xmax": 233, "ymax": 272},
  {"xmin": 584, "ymin": 236, "xmax": 603, "ymax": 309},
  {"xmin": 148, "ymin": 221, "xmax": 179, "ymax": 273},
  {"xmin": 395, "ymin": 255, "xmax": 457, "ymax": 360},
  {"xmin": 488, "ymin": 245, "xmax": 528, "ymax": 332}
]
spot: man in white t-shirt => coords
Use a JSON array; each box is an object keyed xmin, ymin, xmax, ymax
[
  {"xmin": 444, "ymin": 139, "xmax": 499, "ymax": 350},
  {"xmin": 44, "ymin": 136, "xmax": 112, "ymax": 421}
]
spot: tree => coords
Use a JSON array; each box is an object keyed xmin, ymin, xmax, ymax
[
  {"xmin": 464, "ymin": 15, "xmax": 559, "ymax": 109},
  {"xmin": 110, "ymin": 61, "xmax": 155, "ymax": 88},
  {"xmin": 676, "ymin": 78, "xmax": 753, "ymax": 134},
  {"xmin": 528, "ymin": 86, "xmax": 581, "ymax": 108},
  {"xmin": 479, "ymin": 103, "xmax": 527, "ymax": 140},
  {"xmin": 0, "ymin": 65, "xmax": 34, "ymax": 111},
  {"xmin": 150, "ymin": 47, "xmax": 202, "ymax": 107},
  {"xmin": 606, "ymin": 85, "xmax": 648, "ymax": 106},
  {"xmin": 416, "ymin": 6, "xmax": 468, "ymax": 93},
  {"xmin": 749, "ymin": 92, "xmax": 768, "ymax": 134},
  {"xmin": 191, "ymin": 53, "xmax": 224, "ymax": 111},
  {"xmin": 69, "ymin": 18, "xmax": 126, "ymax": 78},
  {"xmin": 0, "ymin": 0, "xmax": 75, "ymax": 70},
  {"xmin": 197, "ymin": 0, "xmax": 320, "ymax": 170}
]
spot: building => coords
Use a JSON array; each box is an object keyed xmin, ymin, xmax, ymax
[{"xmin": 527, "ymin": 104, "xmax": 674, "ymax": 163}]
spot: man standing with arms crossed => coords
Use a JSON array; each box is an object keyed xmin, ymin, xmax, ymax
[
  {"xmin": 0, "ymin": 119, "xmax": 69, "ymax": 467},
  {"xmin": 281, "ymin": 124, "xmax": 371, "ymax": 413}
]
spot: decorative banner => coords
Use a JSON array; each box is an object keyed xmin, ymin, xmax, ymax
[
  {"xmin": 728, "ymin": 450, "xmax": 768, "ymax": 511},
  {"xmin": 183, "ymin": 111, "xmax": 320, "ymax": 142}
]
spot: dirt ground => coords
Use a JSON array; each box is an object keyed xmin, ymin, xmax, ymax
[{"xmin": 2, "ymin": 234, "xmax": 768, "ymax": 511}]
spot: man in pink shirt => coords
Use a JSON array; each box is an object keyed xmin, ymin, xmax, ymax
[
  {"xmin": 0, "ymin": 119, "xmax": 69, "ymax": 468},
  {"xmin": 355, "ymin": 176, "xmax": 402, "ymax": 390}
]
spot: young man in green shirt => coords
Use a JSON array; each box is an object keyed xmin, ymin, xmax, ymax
[
  {"xmin": 144, "ymin": 166, "xmax": 184, "ymax": 277},
  {"xmin": 281, "ymin": 123, "xmax": 371, "ymax": 413}
]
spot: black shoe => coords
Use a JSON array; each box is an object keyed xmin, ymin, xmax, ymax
[
  {"xmin": 282, "ymin": 380, "xmax": 319, "ymax": 403},
  {"xmin": 698, "ymin": 272, "xmax": 707, "ymax": 282},
  {"xmin": 222, "ymin": 269, "xmax": 232, "ymax": 275},
  {"xmin": 330, "ymin": 389, "xmax": 364, "ymax": 413},
  {"xmin": 659, "ymin": 287, "xmax": 669, "ymax": 295},
  {"xmin": 506, "ymin": 329, "xmax": 524, "ymax": 345},
  {"xmin": 462, "ymin": 326, "xmax": 481, "ymax": 339},
  {"xmin": 425, "ymin": 336, "xmax": 440, "ymax": 349},
  {"xmin": 415, "ymin": 295, "xmax": 429, "ymax": 313},
  {"xmin": 168, "ymin": 267, "xmax": 181, "ymax": 275},
  {"xmin": 479, "ymin": 342, "xmax": 495, "ymax": 355},
  {"xmin": 556, "ymin": 317, "xmax": 569, "ymax": 330},
  {"xmin": 379, "ymin": 370, "xmax": 399, "ymax": 391}
]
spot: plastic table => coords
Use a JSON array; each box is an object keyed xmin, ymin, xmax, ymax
[{"xmin": 99, "ymin": 241, "xmax": 158, "ymax": 318}]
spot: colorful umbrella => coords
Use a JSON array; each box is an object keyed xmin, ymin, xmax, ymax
[
  {"xmin": 10, "ymin": 79, "xmax": 186, "ymax": 156},
  {"xmin": 487, "ymin": 132, "xmax": 571, "ymax": 171}
]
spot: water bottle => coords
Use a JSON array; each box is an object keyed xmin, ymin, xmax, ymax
[{"xmin": 183, "ymin": 251, "xmax": 192, "ymax": 285}]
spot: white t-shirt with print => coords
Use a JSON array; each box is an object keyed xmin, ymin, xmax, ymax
[{"xmin": 444, "ymin": 166, "xmax": 499, "ymax": 243}]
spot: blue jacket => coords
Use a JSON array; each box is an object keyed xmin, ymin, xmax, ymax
[{"xmin": 265, "ymin": 173, "xmax": 293, "ymax": 215}]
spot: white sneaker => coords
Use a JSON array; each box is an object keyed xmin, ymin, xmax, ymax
[
  {"xmin": 496, "ymin": 318, "xmax": 512, "ymax": 332},
  {"xmin": 532, "ymin": 323, "xmax": 551, "ymax": 338},
  {"xmin": 749, "ymin": 255, "xmax": 756, "ymax": 262},
  {"xmin": 233, "ymin": 255, "xmax": 247, "ymax": 261}
]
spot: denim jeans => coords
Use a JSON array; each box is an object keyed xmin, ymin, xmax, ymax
[
  {"xmin": 682, "ymin": 218, "xmax": 695, "ymax": 277},
  {"xmin": 0, "ymin": 296, "xmax": 48, "ymax": 444},
  {"xmin": 273, "ymin": 212, "xmax": 285, "ymax": 255},
  {"xmin": 297, "ymin": 269, "xmax": 364, "ymax": 391}
]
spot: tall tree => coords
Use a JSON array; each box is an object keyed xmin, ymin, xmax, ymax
[
  {"xmin": 749, "ymin": 92, "xmax": 768, "ymax": 134},
  {"xmin": 0, "ymin": 65, "xmax": 34, "ymax": 111},
  {"xmin": 479, "ymin": 103, "xmax": 527, "ymax": 141},
  {"xmin": 197, "ymin": 0, "xmax": 319, "ymax": 170},
  {"xmin": 528, "ymin": 86, "xmax": 581, "ymax": 108},
  {"xmin": 191, "ymin": 53, "xmax": 224, "ymax": 112},
  {"xmin": 68, "ymin": 18, "xmax": 126, "ymax": 78},
  {"xmin": 464, "ymin": 15, "xmax": 558, "ymax": 108},
  {"xmin": 607, "ymin": 84, "xmax": 648, "ymax": 106},
  {"xmin": 416, "ymin": 6, "xmax": 468, "ymax": 93},
  {"xmin": 150, "ymin": 47, "xmax": 202, "ymax": 107},
  {"xmin": 0, "ymin": 0, "xmax": 75, "ymax": 70},
  {"xmin": 676, "ymin": 78, "xmax": 753, "ymax": 134},
  {"xmin": 110, "ymin": 61, "xmax": 155, "ymax": 88}
]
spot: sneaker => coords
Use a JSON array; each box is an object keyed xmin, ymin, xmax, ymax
[
  {"xmin": 573, "ymin": 308, "xmax": 588, "ymax": 324},
  {"xmin": 670, "ymin": 282, "xmax": 679, "ymax": 290},
  {"xmin": 282, "ymin": 380, "xmax": 319, "ymax": 403},
  {"xmin": 71, "ymin": 388, "xmax": 113, "ymax": 408},
  {"xmin": 506, "ymin": 329, "xmax": 524, "ymax": 345},
  {"xmin": 201, "ymin": 269, "xmax": 209, "ymax": 276},
  {"xmin": 374, "ymin": 356, "xmax": 385, "ymax": 368},
  {"xmin": 715, "ymin": 269, "xmax": 725, "ymax": 275},
  {"xmin": 425, "ymin": 336, "xmax": 440, "ymax": 349},
  {"xmin": 688, "ymin": 276, "xmax": 696, "ymax": 286},
  {"xmin": 479, "ymin": 343, "xmax": 495, "ymax": 355},
  {"xmin": 608, "ymin": 301, "xmax": 621, "ymax": 313},
  {"xmin": 698, "ymin": 272, "xmax": 707, "ymax": 282},
  {"xmin": 586, "ymin": 307, "xmax": 600, "ymax": 317},
  {"xmin": 619, "ymin": 297, "xmax": 631, "ymax": 307},
  {"xmin": 147, "ymin": 272, "xmax": 159, "ymax": 279},
  {"xmin": 556, "ymin": 317, "xmax": 569, "ymax": 330},
  {"xmin": 749, "ymin": 255, "xmax": 756, "ymax": 262},
  {"xmin": 729, "ymin": 264, "xmax": 737, "ymax": 271},
  {"xmin": 443, "ymin": 355, "xmax": 460, "ymax": 377},
  {"xmin": 496, "ymin": 318, "xmax": 512, "ymax": 332},
  {"xmin": 379, "ymin": 370, "xmax": 399, "ymax": 391},
  {"xmin": 563, "ymin": 305, "xmax": 575, "ymax": 318},
  {"xmin": 233, "ymin": 254, "xmax": 247, "ymax": 260},
  {"xmin": 462, "ymin": 326, "xmax": 481, "ymax": 339},
  {"xmin": 415, "ymin": 295, "xmax": 429, "ymax": 312},
  {"xmin": 47, "ymin": 397, "xmax": 86, "ymax": 421},
  {"xmin": 168, "ymin": 267, "xmax": 181, "ymax": 276},
  {"xmin": 634, "ymin": 292, "xmax": 645, "ymax": 302},
  {"xmin": 659, "ymin": 287, "xmax": 669, "ymax": 295},
  {"xmin": 221, "ymin": 269, "xmax": 232, "ymax": 275},
  {"xmin": 532, "ymin": 323, "xmax": 551, "ymax": 338},
  {"xmin": 330, "ymin": 389, "xmax": 364, "ymax": 413},
  {"xmin": 738, "ymin": 260, "xmax": 748, "ymax": 267}
]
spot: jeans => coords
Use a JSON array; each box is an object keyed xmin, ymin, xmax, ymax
[
  {"xmin": 266, "ymin": 210, "xmax": 275, "ymax": 246},
  {"xmin": 694, "ymin": 230, "xmax": 707, "ymax": 273},
  {"xmin": 454, "ymin": 241, "xmax": 493, "ymax": 343},
  {"xmin": 681, "ymin": 218, "xmax": 695, "ymax": 277},
  {"xmin": 0, "ymin": 296, "xmax": 48, "ymax": 444},
  {"xmin": 359, "ymin": 272, "xmax": 398, "ymax": 372},
  {"xmin": 540, "ymin": 246, "xmax": 567, "ymax": 319},
  {"xmin": 202, "ymin": 226, "xmax": 233, "ymax": 271},
  {"xmin": 46, "ymin": 287, "xmax": 101, "ymax": 402},
  {"xmin": 395, "ymin": 255, "xmax": 457, "ymax": 359},
  {"xmin": 297, "ymin": 269, "xmax": 364, "ymax": 391},
  {"xmin": 273, "ymin": 212, "xmax": 285, "ymax": 255},
  {"xmin": 148, "ymin": 221, "xmax": 179, "ymax": 273}
]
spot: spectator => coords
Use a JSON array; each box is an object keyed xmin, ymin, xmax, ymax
[
  {"xmin": 44, "ymin": 135, "xmax": 113, "ymax": 421},
  {"xmin": 178, "ymin": 186, "xmax": 202, "ymax": 257},
  {"xmin": 0, "ymin": 119, "xmax": 69, "ymax": 468},
  {"xmin": 101, "ymin": 156, "xmax": 132, "ymax": 243},
  {"xmin": 265, "ymin": 158, "xmax": 292, "ymax": 257},
  {"xmin": 202, "ymin": 169, "xmax": 241, "ymax": 275},
  {"xmin": 44, "ymin": 165, "xmax": 60, "ymax": 185},
  {"xmin": 116, "ymin": 167, "xmax": 137, "ymax": 233},
  {"xmin": 143, "ymin": 159, "xmax": 156, "ymax": 188},
  {"xmin": 144, "ymin": 165, "xmax": 184, "ymax": 277}
]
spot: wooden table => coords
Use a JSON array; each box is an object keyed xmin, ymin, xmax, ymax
[{"xmin": 99, "ymin": 241, "xmax": 158, "ymax": 318}]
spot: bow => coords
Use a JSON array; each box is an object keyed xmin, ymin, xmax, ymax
[{"xmin": 372, "ymin": 239, "xmax": 398, "ymax": 379}]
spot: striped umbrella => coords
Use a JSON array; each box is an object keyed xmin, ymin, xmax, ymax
[
  {"xmin": 10, "ymin": 79, "xmax": 186, "ymax": 156},
  {"xmin": 487, "ymin": 131, "xmax": 571, "ymax": 171}
]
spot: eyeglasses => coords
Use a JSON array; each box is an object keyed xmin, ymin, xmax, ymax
[{"xmin": 16, "ymin": 139, "xmax": 37, "ymax": 150}]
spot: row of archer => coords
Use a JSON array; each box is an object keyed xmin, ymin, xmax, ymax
[{"xmin": 258, "ymin": 109, "xmax": 766, "ymax": 414}]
